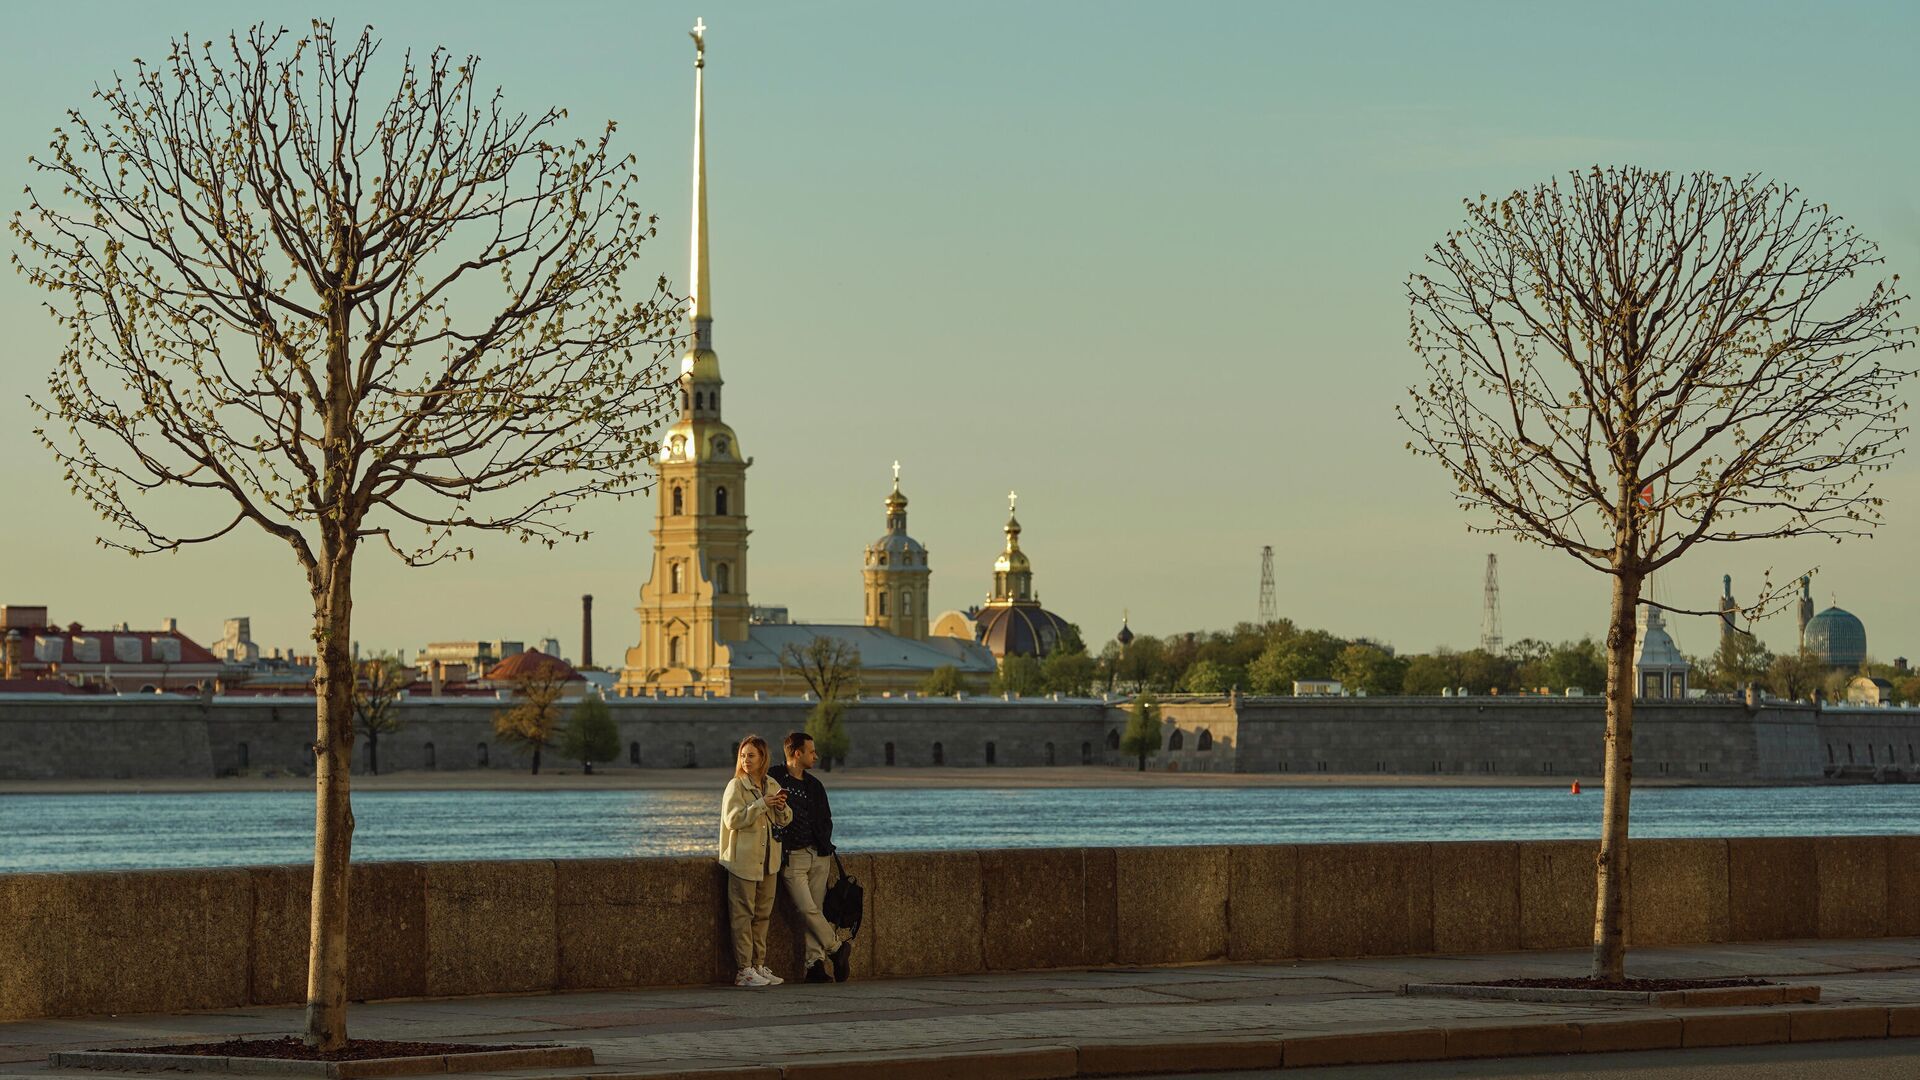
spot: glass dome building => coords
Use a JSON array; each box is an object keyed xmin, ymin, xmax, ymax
[{"xmin": 1804, "ymin": 606, "xmax": 1867, "ymax": 669}]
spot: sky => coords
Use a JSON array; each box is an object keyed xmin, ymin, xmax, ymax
[{"xmin": 2, "ymin": 1, "xmax": 1917, "ymax": 664}]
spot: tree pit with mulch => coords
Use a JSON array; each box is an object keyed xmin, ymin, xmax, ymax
[{"xmin": 105, "ymin": 1038, "xmax": 547, "ymax": 1062}]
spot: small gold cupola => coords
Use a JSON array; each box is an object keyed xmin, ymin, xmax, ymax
[{"xmin": 991, "ymin": 491, "xmax": 1033, "ymax": 601}]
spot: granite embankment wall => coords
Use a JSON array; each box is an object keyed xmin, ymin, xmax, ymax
[
  {"xmin": 3, "ymin": 836, "xmax": 1917, "ymax": 1022},
  {"xmin": 2, "ymin": 695, "xmax": 1916, "ymax": 781}
]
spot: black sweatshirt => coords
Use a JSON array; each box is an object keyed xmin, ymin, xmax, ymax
[{"xmin": 768, "ymin": 764, "xmax": 834, "ymax": 858}]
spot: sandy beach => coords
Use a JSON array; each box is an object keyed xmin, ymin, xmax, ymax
[{"xmin": 0, "ymin": 766, "xmax": 1765, "ymax": 795}]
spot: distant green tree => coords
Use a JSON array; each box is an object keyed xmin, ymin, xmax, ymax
[
  {"xmin": 558, "ymin": 694, "xmax": 620, "ymax": 774},
  {"xmin": 1115, "ymin": 634, "xmax": 1171, "ymax": 691},
  {"xmin": 1457, "ymin": 648, "xmax": 1518, "ymax": 694},
  {"xmin": 1178, "ymin": 658, "xmax": 1242, "ymax": 694},
  {"xmin": 1767, "ymin": 649, "xmax": 1829, "ymax": 702},
  {"xmin": 1042, "ymin": 645, "xmax": 1097, "ymax": 697},
  {"xmin": 1401, "ymin": 651, "xmax": 1462, "ymax": 696},
  {"xmin": 1095, "ymin": 640, "xmax": 1125, "ymax": 694},
  {"xmin": 1896, "ymin": 675, "xmax": 1920, "ymax": 706},
  {"xmin": 992, "ymin": 655, "xmax": 1045, "ymax": 696},
  {"xmin": 1119, "ymin": 693, "xmax": 1163, "ymax": 772},
  {"xmin": 1699, "ymin": 631, "xmax": 1773, "ymax": 693},
  {"xmin": 1515, "ymin": 638, "xmax": 1608, "ymax": 694},
  {"xmin": 805, "ymin": 700, "xmax": 852, "ymax": 772},
  {"xmin": 919, "ymin": 664, "xmax": 964, "ymax": 696},
  {"xmin": 1332, "ymin": 644, "xmax": 1407, "ymax": 696}
]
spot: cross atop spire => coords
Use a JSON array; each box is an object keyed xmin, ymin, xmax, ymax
[
  {"xmin": 892, "ymin": 460, "xmax": 901, "ymax": 487},
  {"xmin": 688, "ymin": 16, "xmax": 713, "ymax": 350},
  {"xmin": 1007, "ymin": 490, "xmax": 1018, "ymax": 513}
]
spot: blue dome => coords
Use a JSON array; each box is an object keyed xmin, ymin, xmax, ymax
[{"xmin": 1804, "ymin": 607, "xmax": 1866, "ymax": 669}]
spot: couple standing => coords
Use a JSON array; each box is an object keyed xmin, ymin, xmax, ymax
[{"xmin": 718, "ymin": 731, "xmax": 852, "ymax": 988}]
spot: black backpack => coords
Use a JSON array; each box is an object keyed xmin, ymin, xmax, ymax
[{"xmin": 822, "ymin": 854, "xmax": 864, "ymax": 938}]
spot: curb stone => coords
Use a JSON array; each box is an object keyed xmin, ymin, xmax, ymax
[
  {"xmin": 1401, "ymin": 981, "xmax": 1821, "ymax": 1006},
  {"xmin": 49, "ymin": 1048, "xmax": 594, "ymax": 1079},
  {"xmin": 47, "ymin": 1006, "xmax": 1920, "ymax": 1080}
]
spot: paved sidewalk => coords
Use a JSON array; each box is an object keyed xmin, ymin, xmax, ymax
[{"xmin": 4, "ymin": 938, "xmax": 1918, "ymax": 1078}]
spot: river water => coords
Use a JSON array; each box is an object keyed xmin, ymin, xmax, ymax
[{"xmin": 3, "ymin": 785, "xmax": 1918, "ymax": 872}]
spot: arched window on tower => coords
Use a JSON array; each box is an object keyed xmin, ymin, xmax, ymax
[
  {"xmin": 716, "ymin": 486, "xmax": 729, "ymax": 515},
  {"xmin": 669, "ymin": 635, "xmax": 685, "ymax": 666},
  {"xmin": 671, "ymin": 486, "xmax": 684, "ymax": 516},
  {"xmin": 715, "ymin": 562, "xmax": 730, "ymax": 595},
  {"xmin": 711, "ymin": 390, "xmax": 719, "ymax": 411},
  {"xmin": 903, "ymin": 590, "xmax": 914, "ymax": 617},
  {"xmin": 878, "ymin": 591, "xmax": 889, "ymax": 617},
  {"xmin": 695, "ymin": 391, "xmax": 705, "ymax": 410},
  {"xmin": 671, "ymin": 562, "xmax": 685, "ymax": 593}
]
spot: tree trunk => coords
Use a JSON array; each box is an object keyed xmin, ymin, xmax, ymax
[
  {"xmin": 1591, "ymin": 568, "xmax": 1642, "ymax": 981},
  {"xmin": 367, "ymin": 732, "xmax": 379, "ymax": 776},
  {"xmin": 531, "ymin": 746, "xmax": 542, "ymax": 775},
  {"xmin": 304, "ymin": 558, "xmax": 356, "ymax": 1049},
  {"xmin": 1137, "ymin": 753, "xmax": 1145, "ymax": 772}
]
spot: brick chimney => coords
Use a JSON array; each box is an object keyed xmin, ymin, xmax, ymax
[{"xmin": 581, "ymin": 594, "xmax": 594, "ymax": 669}]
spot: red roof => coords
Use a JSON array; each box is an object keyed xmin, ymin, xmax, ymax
[
  {"xmin": 483, "ymin": 649, "xmax": 582, "ymax": 683},
  {"xmin": 0, "ymin": 678, "xmax": 100, "ymax": 695},
  {"xmin": 15, "ymin": 628, "xmax": 222, "ymax": 668}
]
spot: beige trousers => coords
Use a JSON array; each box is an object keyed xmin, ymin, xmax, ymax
[
  {"xmin": 726, "ymin": 871, "xmax": 778, "ymax": 970},
  {"xmin": 781, "ymin": 849, "xmax": 839, "ymax": 966}
]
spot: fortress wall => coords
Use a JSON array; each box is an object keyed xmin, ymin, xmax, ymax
[
  {"xmin": 1815, "ymin": 709, "xmax": 1920, "ymax": 773},
  {"xmin": 3, "ymin": 694, "xmax": 1911, "ymax": 781},
  {"xmin": 1150, "ymin": 701, "xmax": 1241, "ymax": 772},
  {"xmin": 1225, "ymin": 699, "xmax": 1830, "ymax": 781},
  {"xmin": 0, "ymin": 695, "xmax": 1120, "ymax": 779},
  {"xmin": 5, "ymin": 835, "xmax": 1917, "ymax": 1022},
  {"xmin": 0, "ymin": 697, "xmax": 215, "ymax": 780}
]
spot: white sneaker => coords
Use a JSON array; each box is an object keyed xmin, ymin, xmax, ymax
[
  {"xmin": 754, "ymin": 965, "xmax": 784, "ymax": 985},
  {"xmin": 734, "ymin": 967, "xmax": 770, "ymax": 988}
]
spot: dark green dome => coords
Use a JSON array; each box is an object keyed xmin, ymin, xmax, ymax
[{"xmin": 1805, "ymin": 607, "xmax": 1866, "ymax": 669}]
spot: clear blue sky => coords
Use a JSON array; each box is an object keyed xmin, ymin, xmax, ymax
[{"xmin": 3, "ymin": 1, "xmax": 1916, "ymax": 662}]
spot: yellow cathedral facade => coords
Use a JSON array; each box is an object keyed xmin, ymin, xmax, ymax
[{"xmin": 616, "ymin": 21, "xmax": 996, "ymax": 698}]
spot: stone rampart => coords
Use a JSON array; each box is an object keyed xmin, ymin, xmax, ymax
[
  {"xmin": 4, "ymin": 836, "xmax": 1917, "ymax": 1022},
  {"xmin": 3, "ymin": 694, "xmax": 1916, "ymax": 781}
]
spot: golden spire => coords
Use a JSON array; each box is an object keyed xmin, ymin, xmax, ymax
[{"xmin": 689, "ymin": 17, "xmax": 713, "ymax": 350}]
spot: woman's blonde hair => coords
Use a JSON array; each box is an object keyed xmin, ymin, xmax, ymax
[{"xmin": 734, "ymin": 734, "xmax": 770, "ymax": 782}]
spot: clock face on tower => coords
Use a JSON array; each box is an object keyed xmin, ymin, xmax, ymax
[{"xmin": 712, "ymin": 436, "xmax": 730, "ymax": 458}]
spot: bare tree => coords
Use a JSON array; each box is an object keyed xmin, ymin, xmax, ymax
[
  {"xmin": 353, "ymin": 653, "xmax": 410, "ymax": 775},
  {"xmin": 779, "ymin": 635, "xmax": 863, "ymax": 702},
  {"xmin": 12, "ymin": 24, "xmax": 679, "ymax": 1047},
  {"xmin": 493, "ymin": 666, "xmax": 570, "ymax": 775},
  {"xmin": 1403, "ymin": 166, "xmax": 1911, "ymax": 980}
]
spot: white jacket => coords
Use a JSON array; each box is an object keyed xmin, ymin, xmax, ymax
[{"xmin": 718, "ymin": 775, "xmax": 793, "ymax": 882}]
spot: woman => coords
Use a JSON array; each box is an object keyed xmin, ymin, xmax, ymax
[{"xmin": 719, "ymin": 734, "xmax": 792, "ymax": 987}]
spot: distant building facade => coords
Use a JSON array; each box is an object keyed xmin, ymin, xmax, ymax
[{"xmin": 0, "ymin": 605, "xmax": 225, "ymax": 692}]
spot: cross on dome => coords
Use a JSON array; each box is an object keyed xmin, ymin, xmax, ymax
[
  {"xmin": 1008, "ymin": 490, "xmax": 1017, "ymax": 513},
  {"xmin": 691, "ymin": 17, "xmax": 706, "ymax": 49}
]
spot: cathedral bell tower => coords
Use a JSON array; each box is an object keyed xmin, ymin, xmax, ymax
[
  {"xmin": 863, "ymin": 463, "xmax": 930, "ymax": 641},
  {"xmin": 619, "ymin": 18, "xmax": 752, "ymax": 696}
]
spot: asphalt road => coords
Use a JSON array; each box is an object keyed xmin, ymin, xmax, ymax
[{"xmin": 1142, "ymin": 1038, "xmax": 1920, "ymax": 1078}]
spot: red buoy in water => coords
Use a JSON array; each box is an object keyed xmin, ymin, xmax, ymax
[{"xmin": 1570, "ymin": 781, "xmax": 1582, "ymax": 795}]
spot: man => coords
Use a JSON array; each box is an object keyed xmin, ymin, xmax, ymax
[{"xmin": 770, "ymin": 731, "xmax": 852, "ymax": 983}]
